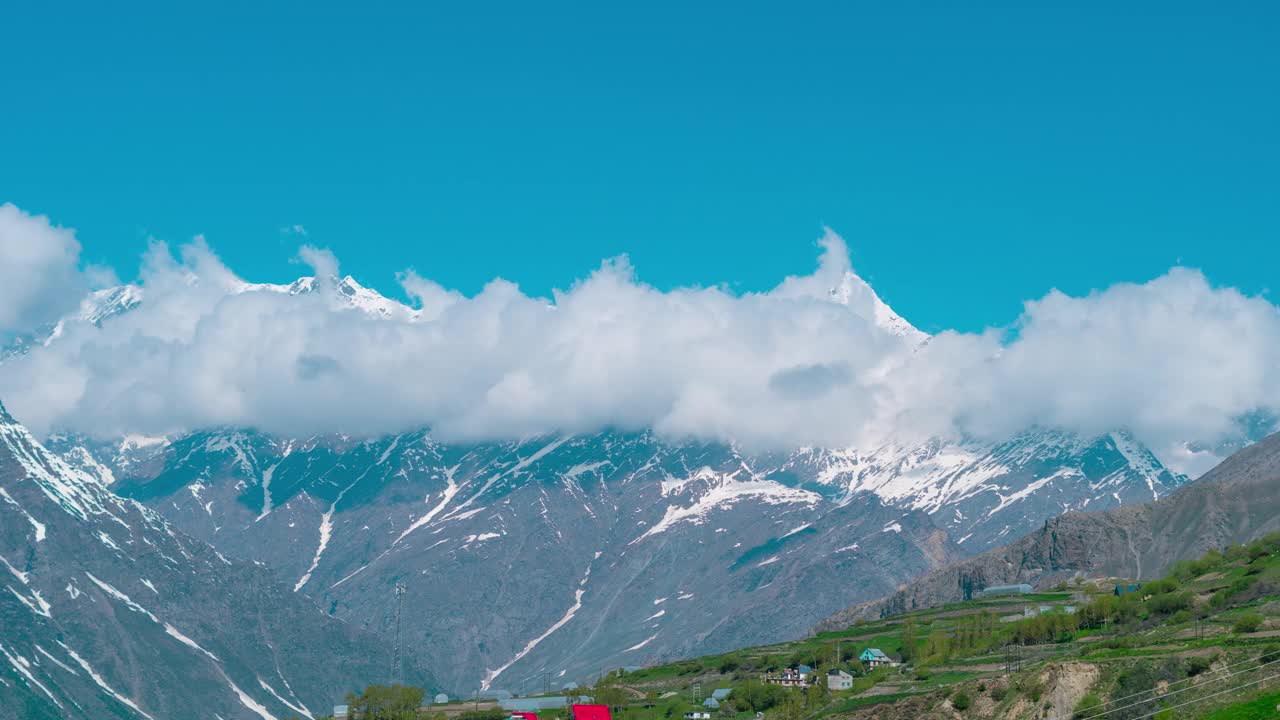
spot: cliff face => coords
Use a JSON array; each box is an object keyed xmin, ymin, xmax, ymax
[{"xmin": 817, "ymin": 432, "xmax": 1280, "ymax": 629}]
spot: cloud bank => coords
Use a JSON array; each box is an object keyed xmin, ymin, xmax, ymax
[
  {"xmin": 0, "ymin": 204, "xmax": 107, "ymax": 335},
  {"xmin": 1, "ymin": 205, "xmax": 1278, "ymax": 475}
]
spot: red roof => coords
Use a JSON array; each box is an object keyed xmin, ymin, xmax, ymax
[
  {"xmin": 572, "ymin": 704, "xmax": 612, "ymax": 720},
  {"xmin": 511, "ymin": 713, "xmax": 539, "ymax": 720}
]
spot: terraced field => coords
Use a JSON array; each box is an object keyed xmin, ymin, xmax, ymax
[{"xmin": 499, "ymin": 532, "xmax": 1280, "ymax": 720}]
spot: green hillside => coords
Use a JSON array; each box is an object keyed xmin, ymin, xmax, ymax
[{"xmin": 552, "ymin": 532, "xmax": 1280, "ymax": 720}]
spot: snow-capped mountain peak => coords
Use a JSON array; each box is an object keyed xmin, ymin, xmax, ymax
[
  {"xmin": 239, "ymin": 273, "xmax": 416, "ymax": 318},
  {"xmin": 827, "ymin": 270, "xmax": 929, "ymax": 344},
  {"xmin": 15, "ymin": 273, "xmax": 416, "ymax": 352}
]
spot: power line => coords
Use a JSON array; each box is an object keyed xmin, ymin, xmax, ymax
[
  {"xmin": 1074, "ymin": 655, "xmax": 1280, "ymax": 720},
  {"xmin": 1074, "ymin": 650, "xmax": 1274, "ymax": 715},
  {"xmin": 1128, "ymin": 672, "xmax": 1279, "ymax": 720}
]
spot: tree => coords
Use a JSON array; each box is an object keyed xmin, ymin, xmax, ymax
[
  {"xmin": 733, "ymin": 680, "xmax": 784, "ymax": 713},
  {"xmin": 776, "ymin": 689, "xmax": 805, "ymax": 720},
  {"xmin": 345, "ymin": 684, "xmax": 427, "ymax": 720},
  {"xmin": 804, "ymin": 676, "xmax": 828, "ymax": 709},
  {"xmin": 898, "ymin": 619, "xmax": 917, "ymax": 663},
  {"xmin": 924, "ymin": 630, "xmax": 950, "ymax": 662},
  {"xmin": 590, "ymin": 673, "xmax": 628, "ymax": 711}
]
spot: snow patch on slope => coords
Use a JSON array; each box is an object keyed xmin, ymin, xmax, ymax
[
  {"xmin": 635, "ymin": 468, "xmax": 820, "ymax": 543},
  {"xmin": 481, "ymin": 557, "xmax": 594, "ymax": 690}
]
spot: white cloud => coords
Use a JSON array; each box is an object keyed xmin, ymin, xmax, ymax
[
  {"xmin": 0, "ymin": 204, "xmax": 105, "ymax": 335},
  {"xmin": 1, "ymin": 209, "xmax": 1278, "ymax": 477},
  {"xmin": 874, "ymin": 270, "xmax": 1280, "ymax": 472}
]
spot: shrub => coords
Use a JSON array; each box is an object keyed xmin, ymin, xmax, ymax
[
  {"xmin": 990, "ymin": 685, "xmax": 1007, "ymax": 702},
  {"xmin": 1146, "ymin": 591, "xmax": 1192, "ymax": 616},
  {"xmin": 1113, "ymin": 662, "xmax": 1160, "ymax": 717},
  {"xmin": 1233, "ymin": 612, "xmax": 1264, "ymax": 634},
  {"xmin": 1144, "ymin": 578, "xmax": 1179, "ymax": 595},
  {"xmin": 1018, "ymin": 676, "xmax": 1045, "ymax": 702},
  {"xmin": 1260, "ymin": 643, "xmax": 1280, "ymax": 664},
  {"xmin": 1073, "ymin": 693, "xmax": 1103, "ymax": 719},
  {"xmin": 1184, "ymin": 656, "xmax": 1212, "ymax": 677},
  {"xmin": 1233, "ymin": 580, "xmax": 1280, "ymax": 605},
  {"xmin": 950, "ymin": 691, "xmax": 971, "ymax": 711}
]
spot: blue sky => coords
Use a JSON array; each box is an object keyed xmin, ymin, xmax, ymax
[{"xmin": 2, "ymin": 0, "xmax": 1276, "ymax": 333}]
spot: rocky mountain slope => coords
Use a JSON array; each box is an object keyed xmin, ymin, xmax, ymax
[
  {"xmin": 817, "ymin": 429, "xmax": 1280, "ymax": 629},
  {"xmin": 0, "ymin": 402, "xmax": 394, "ymax": 720},
  {"xmin": 47, "ymin": 422, "xmax": 1184, "ymax": 697},
  {"xmin": 80, "ymin": 430, "xmax": 961, "ymax": 695}
]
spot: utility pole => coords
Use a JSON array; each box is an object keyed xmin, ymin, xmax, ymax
[{"xmin": 392, "ymin": 581, "xmax": 407, "ymax": 685}]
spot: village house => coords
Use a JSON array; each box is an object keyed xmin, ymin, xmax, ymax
[
  {"xmin": 826, "ymin": 669, "xmax": 853, "ymax": 690},
  {"xmin": 762, "ymin": 666, "xmax": 812, "ymax": 688},
  {"xmin": 860, "ymin": 648, "xmax": 892, "ymax": 669}
]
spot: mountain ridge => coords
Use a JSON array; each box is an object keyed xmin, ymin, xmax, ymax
[
  {"xmin": 815, "ymin": 429, "xmax": 1280, "ymax": 632},
  {"xmin": 47, "ymin": 421, "xmax": 1187, "ymax": 695}
]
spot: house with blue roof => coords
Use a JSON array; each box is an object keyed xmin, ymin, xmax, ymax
[{"xmin": 860, "ymin": 648, "xmax": 892, "ymax": 668}]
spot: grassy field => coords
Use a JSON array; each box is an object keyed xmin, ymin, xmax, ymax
[{"xmin": 1196, "ymin": 690, "xmax": 1280, "ymax": 719}]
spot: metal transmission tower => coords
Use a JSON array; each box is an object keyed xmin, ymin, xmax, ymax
[{"xmin": 392, "ymin": 581, "xmax": 407, "ymax": 684}]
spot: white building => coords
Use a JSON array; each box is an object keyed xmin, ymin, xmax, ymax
[{"xmin": 827, "ymin": 669, "xmax": 853, "ymax": 691}]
